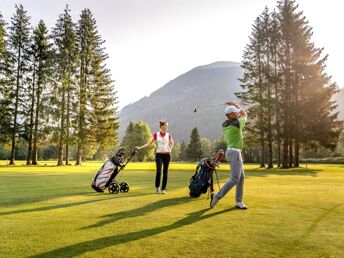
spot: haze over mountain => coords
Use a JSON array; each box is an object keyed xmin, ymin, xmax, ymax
[{"xmin": 119, "ymin": 61, "xmax": 344, "ymax": 143}]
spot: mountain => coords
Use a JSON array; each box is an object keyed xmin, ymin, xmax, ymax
[
  {"xmin": 119, "ymin": 61, "xmax": 344, "ymax": 143},
  {"xmin": 119, "ymin": 61, "xmax": 243, "ymax": 142}
]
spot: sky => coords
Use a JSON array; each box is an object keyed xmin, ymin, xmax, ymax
[{"xmin": 1, "ymin": 0, "xmax": 343, "ymax": 109}]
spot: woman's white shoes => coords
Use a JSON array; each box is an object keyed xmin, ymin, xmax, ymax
[{"xmin": 155, "ymin": 188, "xmax": 167, "ymax": 194}]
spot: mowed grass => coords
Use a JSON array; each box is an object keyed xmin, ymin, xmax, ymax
[{"xmin": 0, "ymin": 161, "xmax": 344, "ymax": 258}]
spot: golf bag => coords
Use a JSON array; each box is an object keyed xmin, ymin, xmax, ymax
[
  {"xmin": 91, "ymin": 148, "xmax": 137, "ymax": 194},
  {"xmin": 189, "ymin": 149, "xmax": 224, "ymax": 198}
]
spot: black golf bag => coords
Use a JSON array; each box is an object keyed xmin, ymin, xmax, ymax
[
  {"xmin": 189, "ymin": 149, "xmax": 224, "ymax": 198},
  {"xmin": 91, "ymin": 148, "xmax": 137, "ymax": 194}
]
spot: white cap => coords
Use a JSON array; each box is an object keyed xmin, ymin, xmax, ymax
[{"xmin": 225, "ymin": 105, "xmax": 241, "ymax": 115}]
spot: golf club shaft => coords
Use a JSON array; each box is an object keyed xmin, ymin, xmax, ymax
[
  {"xmin": 193, "ymin": 102, "xmax": 227, "ymax": 112},
  {"xmin": 197, "ymin": 103, "xmax": 226, "ymax": 108}
]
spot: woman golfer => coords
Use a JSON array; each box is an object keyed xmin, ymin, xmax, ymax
[{"xmin": 137, "ymin": 120, "xmax": 174, "ymax": 194}]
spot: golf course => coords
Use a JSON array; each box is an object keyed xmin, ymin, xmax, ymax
[{"xmin": 1, "ymin": 162, "xmax": 343, "ymax": 258}]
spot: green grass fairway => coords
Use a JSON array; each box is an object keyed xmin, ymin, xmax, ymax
[{"xmin": 1, "ymin": 162, "xmax": 344, "ymax": 257}]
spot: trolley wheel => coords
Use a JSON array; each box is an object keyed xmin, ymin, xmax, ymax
[
  {"xmin": 108, "ymin": 182, "xmax": 120, "ymax": 194},
  {"xmin": 119, "ymin": 182, "xmax": 129, "ymax": 193}
]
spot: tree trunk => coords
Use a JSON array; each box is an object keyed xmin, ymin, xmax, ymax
[
  {"xmin": 294, "ymin": 139, "xmax": 300, "ymax": 167},
  {"xmin": 57, "ymin": 83, "xmax": 66, "ymax": 166},
  {"xmin": 32, "ymin": 62, "xmax": 42, "ymax": 165},
  {"xmin": 65, "ymin": 141, "xmax": 69, "ymax": 165},
  {"xmin": 267, "ymin": 129, "xmax": 273, "ymax": 168},
  {"xmin": 76, "ymin": 60, "xmax": 86, "ymax": 166},
  {"xmin": 26, "ymin": 63, "xmax": 36, "ymax": 165},
  {"xmin": 273, "ymin": 50, "xmax": 281, "ymax": 167},
  {"xmin": 260, "ymin": 130, "xmax": 266, "ymax": 168},
  {"xmin": 282, "ymin": 102, "xmax": 289, "ymax": 168},
  {"xmin": 282, "ymin": 137, "xmax": 289, "ymax": 168},
  {"xmin": 267, "ymin": 83, "xmax": 273, "ymax": 168},
  {"xmin": 266, "ymin": 57, "xmax": 273, "ymax": 168},
  {"xmin": 76, "ymin": 144, "xmax": 82, "ymax": 165},
  {"xmin": 288, "ymin": 138, "xmax": 293, "ymax": 168},
  {"xmin": 276, "ymin": 122, "xmax": 281, "ymax": 167},
  {"xmin": 282, "ymin": 39, "xmax": 292, "ymax": 169},
  {"xmin": 65, "ymin": 87, "xmax": 70, "ymax": 165},
  {"xmin": 31, "ymin": 92, "xmax": 40, "ymax": 165},
  {"xmin": 9, "ymin": 48, "xmax": 22, "ymax": 165}
]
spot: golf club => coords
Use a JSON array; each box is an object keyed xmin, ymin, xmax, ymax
[{"xmin": 193, "ymin": 103, "xmax": 227, "ymax": 113}]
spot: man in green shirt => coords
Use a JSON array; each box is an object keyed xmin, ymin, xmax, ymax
[{"xmin": 210, "ymin": 101, "xmax": 248, "ymax": 209}]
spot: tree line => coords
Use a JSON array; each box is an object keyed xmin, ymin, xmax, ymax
[
  {"xmin": 0, "ymin": 5, "xmax": 118, "ymax": 165},
  {"xmin": 120, "ymin": 121, "xmax": 228, "ymax": 162},
  {"xmin": 237, "ymin": 0, "xmax": 343, "ymax": 168}
]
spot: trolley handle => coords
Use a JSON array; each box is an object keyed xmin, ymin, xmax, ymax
[{"xmin": 122, "ymin": 148, "xmax": 138, "ymax": 168}]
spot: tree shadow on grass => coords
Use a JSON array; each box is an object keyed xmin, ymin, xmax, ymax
[
  {"xmin": 0, "ymin": 193, "xmax": 154, "ymax": 216},
  {"xmin": 0, "ymin": 164, "xmax": 59, "ymax": 168},
  {"xmin": 293, "ymin": 203, "xmax": 343, "ymax": 244},
  {"xmin": 278, "ymin": 203, "xmax": 344, "ymax": 256},
  {"xmin": 30, "ymin": 207, "xmax": 236, "ymax": 258},
  {"xmin": 80, "ymin": 196, "xmax": 195, "ymax": 230},
  {"xmin": 0, "ymin": 190, "xmax": 95, "ymax": 208}
]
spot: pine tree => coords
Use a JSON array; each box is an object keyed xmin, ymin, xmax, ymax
[
  {"xmin": 8, "ymin": 4, "xmax": 31, "ymax": 165},
  {"xmin": 239, "ymin": 0, "xmax": 343, "ymax": 168},
  {"xmin": 52, "ymin": 5, "xmax": 78, "ymax": 166},
  {"xmin": 30, "ymin": 20, "xmax": 53, "ymax": 165},
  {"xmin": 25, "ymin": 46, "xmax": 35, "ymax": 165},
  {"xmin": 261, "ymin": 7, "xmax": 274, "ymax": 168},
  {"xmin": 186, "ymin": 127, "xmax": 203, "ymax": 161},
  {"xmin": 179, "ymin": 140, "xmax": 187, "ymax": 161},
  {"xmin": 238, "ymin": 12, "xmax": 267, "ymax": 168},
  {"xmin": 0, "ymin": 12, "xmax": 12, "ymax": 143},
  {"xmin": 76, "ymin": 9, "xmax": 119, "ymax": 164},
  {"xmin": 270, "ymin": 10, "xmax": 282, "ymax": 167},
  {"xmin": 277, "ymin": 0, "xmax": 342, "ymax": 167}
]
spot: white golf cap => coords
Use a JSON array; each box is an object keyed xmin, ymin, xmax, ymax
[{"xmin": 225, "ymin": 105, "xmax": 241, "ymax": 115}]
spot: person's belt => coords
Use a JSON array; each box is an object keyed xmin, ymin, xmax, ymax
[{"xmin": 227, "ymin": 147, "xmax": 241, "ymax": 152}]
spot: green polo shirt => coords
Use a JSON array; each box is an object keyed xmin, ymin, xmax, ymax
[{"xmin": 222, "ymin": 116, "xmax": 247, "ymax": 150}]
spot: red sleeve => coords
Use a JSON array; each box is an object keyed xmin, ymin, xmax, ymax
[{"xmin": 153, "ymin": 132, "xmax": 157, "ymax": 140}]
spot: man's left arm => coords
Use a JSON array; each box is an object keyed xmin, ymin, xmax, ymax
[{"xmin": 226, "ymin": 101, "xmax": 247, "ymax": 117}]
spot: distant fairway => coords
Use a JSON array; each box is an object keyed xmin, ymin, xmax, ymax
[{"xmin": 0, "ymin": 162, "xmax": 343, "ymax": 258}]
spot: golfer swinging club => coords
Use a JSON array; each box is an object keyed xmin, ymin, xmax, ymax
[
  {"xmin": 137, "ymin": 120, "xmax": 174, "ymax": 194},
  {"xmin": 210, "ymin": 101, "xmax": 248, "ymax": 209}
]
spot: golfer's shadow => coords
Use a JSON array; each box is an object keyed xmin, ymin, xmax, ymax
[
  {"xmin": 31, "ymin": 206, "xmax": 236, "ymax": 258},
  {"xmin": 80, "ymin": 196, "xmax": 194, "ymax": 230}
]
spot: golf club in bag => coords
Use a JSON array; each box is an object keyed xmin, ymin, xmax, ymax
[
  {"xmin": 91, "ymin": 147, "xmax": 137, "ymax": 194},
  {"xmin": 189, "ymin": 149, "xmax": 224, "ymax": 198}
]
